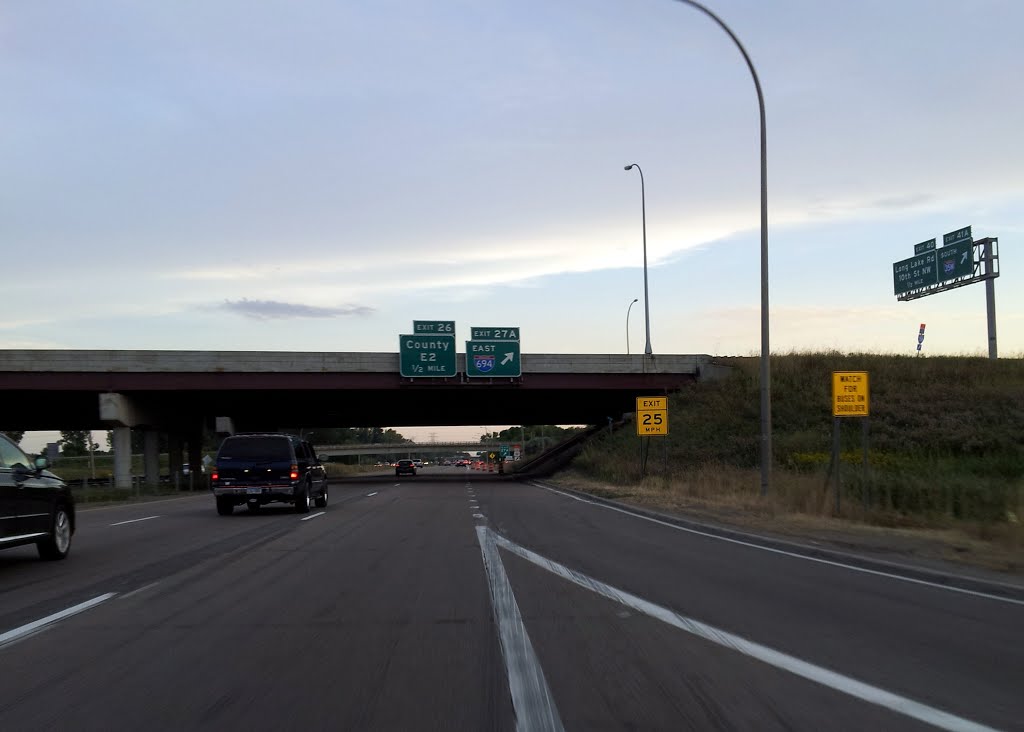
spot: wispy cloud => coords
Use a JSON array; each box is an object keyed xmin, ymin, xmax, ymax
[{"xmin": 216, "ymin": 299, "xmax": 375, "ymax": 320}]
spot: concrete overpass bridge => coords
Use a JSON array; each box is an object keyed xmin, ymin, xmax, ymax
[{"xmin": 1, "ymin": 350, "xmax": 728, "ymax": 488}]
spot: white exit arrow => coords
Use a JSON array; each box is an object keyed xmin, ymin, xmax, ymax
[
  {"xmin": 501, "ymin": 352, "xmax": 515, "ymax": 365},
  {"xmin": 961, "ymin": 250, "xmax": 970, "ymax": 264}
]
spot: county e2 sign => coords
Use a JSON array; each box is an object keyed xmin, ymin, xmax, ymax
[{"xmin": 399, "ymin": 334, "xmax": 456, "ymax": 377}]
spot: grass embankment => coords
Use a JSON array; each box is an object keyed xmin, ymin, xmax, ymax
[{"xmin": 558, "ymin": 353, "xmax": 1024, "ymax": 572}]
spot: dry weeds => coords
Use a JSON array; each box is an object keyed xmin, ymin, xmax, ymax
[{"xmin": 549, "ymin": 467, "xmax": 1023, "ymax": 575}]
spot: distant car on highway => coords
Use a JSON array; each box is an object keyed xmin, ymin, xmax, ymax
[
  {"xmin": 182, "ymin": 462, "xmax": 205, "ymax": 476},
  {"xmin": 0, "ymin": 433, "xmax": 75, "ymax": 560},
  {"xmin": 211, "ymin": 433, "xmax": 327, "ymax": 515},
  {"xmin": 412, "ymin": 458, "xmax": 424, "ymax": 469},
  {"xmin": 395, "ymin": 459, "xmax": 417, "ymax": 476}
]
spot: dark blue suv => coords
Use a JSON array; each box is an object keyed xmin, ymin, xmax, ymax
[{"xmin": 211, "ymin": 434, "xmax": 328, "ymax": 515}]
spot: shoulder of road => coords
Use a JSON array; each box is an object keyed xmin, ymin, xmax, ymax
[{"xmin": 532, "ymin": 478, "xmax": 1024, "ymax": 602}]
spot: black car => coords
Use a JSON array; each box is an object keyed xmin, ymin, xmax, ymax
[
  {"xmin": 210, "ymin": 433, "xmax": 328, "ymax": 515},
  {"xmin": 395, "ymin": 459, "xmax": 416, "ymax": 476},
  {"xmin": 0, "ymin": 433, "xmax": 75, "ymax": 560}
]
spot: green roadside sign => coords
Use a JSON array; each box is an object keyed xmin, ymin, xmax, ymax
[
  {"xmin": 914, "ymin": 238, "xmax": 936, "ymax": 255},
  {"xmin": 413, "ymin": 320, "xmax": 455, "ymax": 335},
  {"xmin": 466, "ymin": 340, "xmax": 521, "ymax": 377},
  {"xmin": 399, "ymin": 334, "xmax": 456, "ymax": 377},
  {"xmin": 942, "ymin": 226, "xmax": 972, "ymax": 247},
  {"xmin": 470, "ymin": 327, "xmax": 519, "ymax": 341},
  {"xmin": 893, "ymin": 252, "xmax": 937, "ymax": 295},
  {"xmin": 935, "ymin": 239, "xmax": 974, "ymax": 283},
  {"xmin": 894, "ymin": 227, "xmax": 977, "ymax": 296}
]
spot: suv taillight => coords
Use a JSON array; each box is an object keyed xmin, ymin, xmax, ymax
[
  {"xmin": 290, "ymin": 464, "xmax": 299, "ymax": 480},
  {"xmin": 211, "ymin": 471, "xmax": 219, "ymax": 481}
]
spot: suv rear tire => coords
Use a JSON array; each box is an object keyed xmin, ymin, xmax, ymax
[
  {"xmin": 216, "ymin": 497, "xmax": 234, "ymax": 516},
  {"xmin": 314, "ymin": 486, "xmax": 328, "ymax": 508},
  {"xmin": 295, "ymin": 484, "xmax": 311, "ymax": 513}
]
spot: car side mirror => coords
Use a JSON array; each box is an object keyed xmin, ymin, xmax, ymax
[
  {"xmin": 34, "ymin": 457, "xmax": 48, "ymax": 471},
  {"xmin": 318, "ymin": 455, "xmax": 327, "ymax": 463}
]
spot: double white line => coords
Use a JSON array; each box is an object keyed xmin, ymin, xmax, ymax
[{"xmin": 476, "ymin": 525, "xmax": 998, "ymax": 732}]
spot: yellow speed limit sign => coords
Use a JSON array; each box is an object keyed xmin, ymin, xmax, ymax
[{"xmin": 636, "ymin": 396, "xmax": 669, "ymax": 435}]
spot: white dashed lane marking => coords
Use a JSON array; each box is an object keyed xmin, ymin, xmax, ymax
[{"xmin": 110, "ymin": 516, "xmax": 160, "ymax": 527}]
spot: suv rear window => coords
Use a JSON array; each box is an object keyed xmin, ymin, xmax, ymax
[{"xmin": 218, "ymin": 437, "xmax": 292, "ymax": 461}]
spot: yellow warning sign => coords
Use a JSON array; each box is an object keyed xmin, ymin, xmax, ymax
[
  {"xmin": 636, "ymin": 396, "xmax": 669, "ymax": 435},
  {"xmin": 832, "ymin": 371, "xmax": 869, "ymax": 417}
]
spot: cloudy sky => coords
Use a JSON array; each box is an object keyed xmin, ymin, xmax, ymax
[{"xmin": 4, "ymin": 1, "xmax": 1023, "ymax": 447}]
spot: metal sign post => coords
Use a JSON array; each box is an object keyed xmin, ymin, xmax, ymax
[
  {"xmin": 831, "ymin": 372, "xmax": 870, "ymax": 515},
  {"xmin": 636, "ymin": 396, "xmax": 669, "ymax": 479}
]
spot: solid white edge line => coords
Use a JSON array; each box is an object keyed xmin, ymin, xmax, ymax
[
  {"xmin": 476, "ymin": 526, "xmax": 565, "ymax": 732},
  {"xmin": 300, "ymin": 512, "xmax": 325, "ymax": 522},
  {"xmin": 491, "ymin": 530, "xmax": 999, "ymax": 732},
  {"xmin": 110, "ymin": 515, "xmax": 160, "ymax": 527},
  {"xmin": 535, "ymin": 483, "xmax": 1024, "ymax": 607},
  {"xmin": 0, "ymin": 593, "xmax": 117, "ymax": 648}
]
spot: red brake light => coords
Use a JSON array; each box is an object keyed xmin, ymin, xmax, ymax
[
  {"xmin": 211, "ymin": 471, "xmax": 218, "ymax": 481},
  {"xmin": 290, "ymin": 464, "xmax": 299, "ymax": 480}
]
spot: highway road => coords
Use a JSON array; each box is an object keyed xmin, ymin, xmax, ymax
[{"xmin": 1, "ymin": 470, "xmax": 1021, "ymax": 731}]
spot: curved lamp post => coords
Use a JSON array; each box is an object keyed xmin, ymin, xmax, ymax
[
  {"xmin": 626, "ymin": 297, "xmax": 639, "ymax": 354},
  {"xmin": 671, "ymin": 0, "xmax": 771, "ymax": 495},
  {"xmin": 623, "ymin": 164, "xmax": 653, "ymax": 355}
]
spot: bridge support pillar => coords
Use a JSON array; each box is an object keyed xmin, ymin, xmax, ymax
[
  {"xmin": 143, "ymin": 430, "xmax": 161, "ymax": 488},
  {"xmin": 186, "ymin": 430, "xmax": 204, "ymax": 491},
  {"xmin": 111, "ymin": 427, "xmax": 132, "ymax": 490},
  {"xmin": 100, "ymin": 392, "xmax": 155, "ymax": 491},
  {"xmin": 167, "ymin": 434, "xmax": 184, "ymax": 489}
]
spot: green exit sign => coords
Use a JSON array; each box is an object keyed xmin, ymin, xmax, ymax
[
  {"xmin": 413, "ymin": 320, "xmax": 455, "ymax": 335},
  {"xmin": 893, "ymin": 252, "xmax": 937, "ymax": 295},
  {"xmin": 399, "ymin": 334, "xmax": 456, "ymax": 377},
  {"xmin": 935, "ymin": 240, "xmax": 974, "ymax": 282},
  {"xmin": 470, "ymin": 327, "xmax": 519, "ymax": 341},
  {"xmin": 914, "ymin": 238, "xmax": 936, "ymax": 255},
  {"xmin": 942, "ymin": 226, "xmax": 972, "ymax": 246},
  {"xmin": 466, "ymin": 340, "xmax": 521, "ymax": 377}
]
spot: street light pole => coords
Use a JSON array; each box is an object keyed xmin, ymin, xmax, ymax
[
  {"xmin": 624, "ymin": 164, "xmax": 652, "ymax": 355},
  {"xmin": 626, "ymin": 298, "xmax": 639, "ymax": 354},
  {"xmin": 671, "ymin": 0, "xmax": 771, "ymax": 496}
]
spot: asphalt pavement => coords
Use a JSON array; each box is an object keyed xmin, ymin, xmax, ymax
[{"xmin": 1, "ymin": 469, "xmax": 1020, "ymax": 731}]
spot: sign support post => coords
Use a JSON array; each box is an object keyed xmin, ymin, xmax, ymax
[
  {"xmin": 635, "ymin": 396, "xmax": 669, "ymax": 480},
  {"xmin": 832, "ymin": 417, "xmax": 841, "ymax": 514},
  {"xmin": 862, "ymin": 417, "xmax": 870, "ymax": 513},
  {"xmin": 831, "ymin": 371, "xmax": 870, "ymax": 516},
  {"xmin": 982, "ymin": 239, "xmax": 998, "ymax": 358}
]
